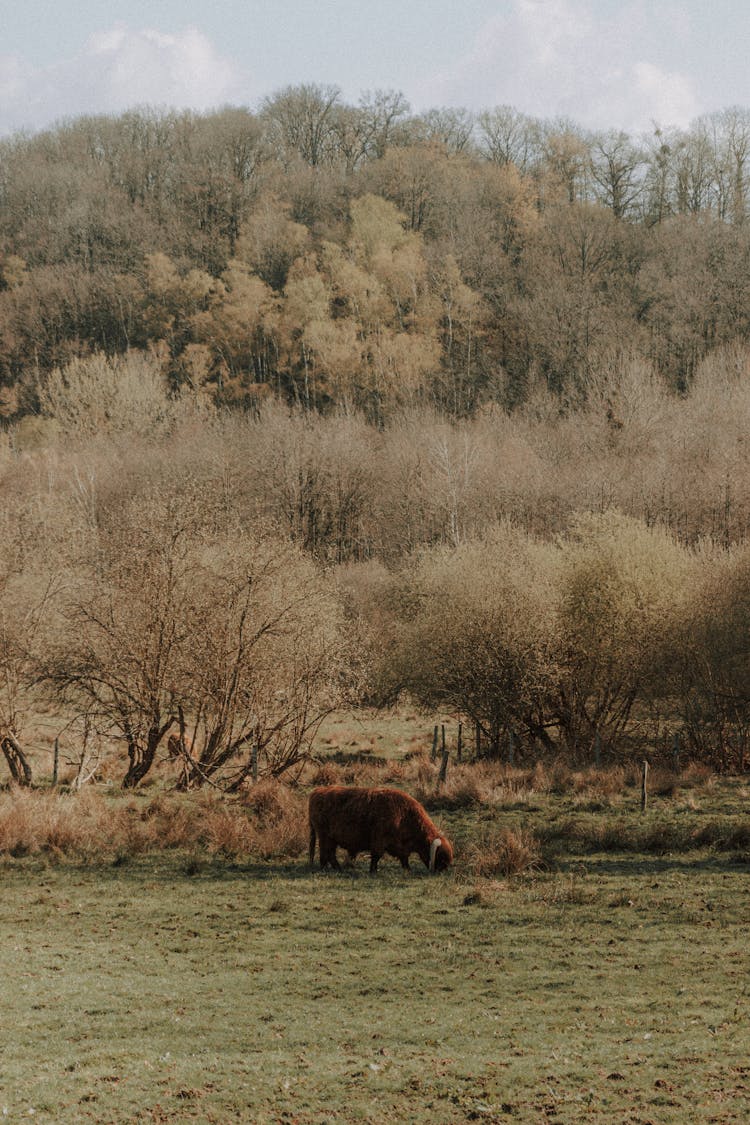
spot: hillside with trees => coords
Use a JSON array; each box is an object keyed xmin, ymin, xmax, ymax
[
  {"xmin": 3, "ymin": 88, "xmax": 750, "ymax": 784},
  {"xmin": 4, "ymin": 89, "xmax": 750, "ymax": 416}
]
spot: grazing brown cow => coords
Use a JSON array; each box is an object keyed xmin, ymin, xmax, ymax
[{"xmin": 308, "ymin": 785, "xmax": 453, "ymax": 874}]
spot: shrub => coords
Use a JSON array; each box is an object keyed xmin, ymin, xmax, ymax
[
  {"xmin": 387, "ymin": 524, "xmax": 560, "ymax": 753},
  {"xmin": 39, "ymin": 350, "xmax": 176, "ymax": 437},
  {"xmin": 555, "ymin": 511, "xmax": 692, "ymax": 759},
  {"xmin": 464, "ymin": 825, "xmax": 544, "ymax": 878}
]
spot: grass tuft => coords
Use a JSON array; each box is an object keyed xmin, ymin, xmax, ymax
[
  {"xmin": 0, "ymin": 783, "xmax": 309, "ymax": 863},
  {"xmin": 463, "ymin": 825, "xmax": 544, "ymax": 878}
]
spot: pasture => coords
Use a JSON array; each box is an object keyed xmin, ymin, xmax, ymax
[{"xmin": 0, "ymin": 766, "xmax": 748, "ymax": 1123}]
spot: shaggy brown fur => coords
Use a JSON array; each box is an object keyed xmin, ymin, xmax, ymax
[{"xmin": 308, "ymin": 785, "xmax": 453, "ymax": 874}]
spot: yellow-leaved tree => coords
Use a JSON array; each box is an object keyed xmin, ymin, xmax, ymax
[
  {"xmin": 555, "ymin": 511, "xmax": 691, "ymax": 760},
  {"xmin": 383, "ymin": 524, "xmax": 560, "ymax": 755},
  {"xmin": 190, "ymin": 260, "xmax": 279, "ymax": 404}
]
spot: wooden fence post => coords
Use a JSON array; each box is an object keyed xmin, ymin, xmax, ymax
[
  {"xmin": 431, "ymin": 725, "xmax": 439, "ymax": 762},
  {"xmin": 251, "ymin": 741, "xmax": 259, "ymax": 784},
  {"xmin": 438, "ymin": 747, "xmax": 450, "ymax": 786},
  {"xmin": 457, "ymin": 722, "xmax": 463, "ymax": 762},
  {"xmin": 641, "ymin": 759, "xmax": 649, "ymax": 813},
  {"xmin": 672, "ymin": 732, "xmax": 680, "ymax": 774},
  {"xmin": 52, "ymin": 737, "xmax": 59, "ymax": 787},
  {"xmin": 475, "ymin": 722, "xmax": 481, "ymax": 761}
]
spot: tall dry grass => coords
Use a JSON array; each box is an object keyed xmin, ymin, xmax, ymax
[
  {"xmin": 0, "ymin": 760, "xmax": 736, "ymax": 868},
  {"xmin": 463, "ymin": 826, "xmax": 544, "ymax": 878},
  {"xmin": 0, "ymin": 781, "xmax": 308, "ymax": 862},
  {"xmin": 306, "ymin": 754, "xmax": 713, "ymax": 808}
]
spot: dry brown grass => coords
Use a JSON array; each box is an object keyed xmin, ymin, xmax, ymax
[
  {"xmin": 0, "ymin": 789, "xmax": 130, "ymax": 859},
  {"xmin": 308, "ymin": 755, "xmax": 549, "ymax": 807},
  {"xmin": 424, "ymin": 760, "xmax": 629, "ymax": 809},
  {"xmin": 238, "ymin": 780, "xmax": 309, "ymax": 857},
  {"xmin": 677, "ymin": 762, "xmax": 715, "ymax": 788},
  {"xmin": 308, "ymin": 754, "xmax": 716, "ymax": 813},
  {"xmin": 308, "ymin": 761, "xmax": 342, "ymax": 787},
  {"xmin": 0, "ymin": 782, "xmax": 309, "ymax": 862},
  {"xmin": 0, "ymin": 756, "xmax": 724, "ymax": 867},
  {"xmin": 307, "ymin": 755, "xmax": 408, "ymax": 789},
  {"xmin": 463, "ymin": 825, "xmax": 544, "ymax": 878}
]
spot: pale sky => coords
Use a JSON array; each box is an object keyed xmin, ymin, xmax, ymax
[{"xmin": 0, "ymin": 0, "xmax": 748, "ymax": 138}]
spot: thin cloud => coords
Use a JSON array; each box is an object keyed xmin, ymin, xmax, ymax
[
  {"xmin": 0, "ymin": 6, "xmax": 704, "ymax": 139},
  {"xmin": 413, "ymin": 0, "xmax": 700, "ymax": 133},
  {"xmin": 0, "ymin": 25, "xmax": 249, "ymax": 135},
  {"xmin": 632, "ymin": 62, "xmax": 698, "ymax": 130}
]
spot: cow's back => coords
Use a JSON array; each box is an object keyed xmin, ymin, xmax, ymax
[{"xmin": 309, "ymin": 785, "xmax": 375, "ymax": 853}]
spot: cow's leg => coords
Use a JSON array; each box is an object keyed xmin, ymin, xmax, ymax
[
  {"xmin": 319, "ymin": 835, "xmax": 341, "ymax": 870},
  {"xmin": 369, "ymin": 852, "xmax": 381, "ymax": 874},
  {"xmin": 309, "ymin": 824, "xmax": 317, "ymax": 865},
  {"xmin": 385, "ymin": 845, "xmax": 410, "ymax": 871}
]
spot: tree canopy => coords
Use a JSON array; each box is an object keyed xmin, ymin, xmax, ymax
[{"xmin": 3, "ymin": 94, "xmax": 750, "ymax": 418}]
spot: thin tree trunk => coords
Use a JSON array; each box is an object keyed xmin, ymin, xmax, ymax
[
  {"xmin": 1, "ymin": 733, "xmax": 33, "ymax": 787},
  {"xmin": 122, "ymin": 718, "xmax": 174, "ymax": 788}
]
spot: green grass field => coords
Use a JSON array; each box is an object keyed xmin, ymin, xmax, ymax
[{"xmin": 1, "ymin": 776, "xmax": 749, "ymax": 1124}]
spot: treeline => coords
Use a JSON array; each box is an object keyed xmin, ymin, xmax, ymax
[
  {"xmin": 4, "ymin": 89, "xmax": 750, "ymax": 782},
  {"xmin": 363, "ymin": 511, "xmax": 750, "ymax": 774},
  {"xmin": 15, "ymin": 345, "xmax": 750, "ymax": 555},
  {"xmin": 3, "ymin": 352, "xmax": 750, "ymax": 783},
  {"xmin": 4, "ymin": 91, "xmax": 750, "ymax": 415},
  {"xmin": 2, "ymin": 457, "xmax": 750, "ymax": 784}
]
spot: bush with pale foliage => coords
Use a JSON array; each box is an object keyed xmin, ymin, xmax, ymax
[{"xmin": 39, "ymin": 351, "xmax": 176, "ymax": 437}]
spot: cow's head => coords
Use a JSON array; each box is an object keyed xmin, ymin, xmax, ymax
[{"xmin": 429, "ymin": 836, "xmax": 452, "ymax": 872}]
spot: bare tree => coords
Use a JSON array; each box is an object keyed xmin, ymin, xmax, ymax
[
  {"xmin": 537, "ymin": 122, "xmax": 593, "ymax": 204},
  {"xmin": 590, "ymin": 131, "xmax": 646, "ymax": 219},
  {"xmin": 555, "ymin": 512, "xmax": 689, "ymax": 759},
  {"xmin": 0, "ymin": 574, "xmax": 59, "ymax": 786},
  {"xmin": 707, "ymin": 107, "xmax": 750, "ymax": 224},
  {"xmin": 357, "ymin": 89, "xmax": 410, "ymax": 158},
  {"xmin": 50, "ymin": 510, "xmax": 194, "ymax": 787},
  {"xmin": 387, "ymin": 526, "xmax": 560, "ymax": 755},
  {"xmin": 673, "ymin": 122, "xmax": 715, "ymax": 215},
  {"xmin": 39, "ymin": 350, "xmax": 176, "ymax": 438},
  {"xmin": 50, "ymin": 495, "xmax": 345, "ymax": 789},
  {"xmin": 414, "ymin": 107, "xmax": 476, "ymax": 155},
  {"xmin": 171, "ymin": 537, "xmax": 345, "ymax": 789},
  {"xmin": 642, "ymin": 126, "xmax": 680, "ymax": 224},
  {"xmin": 261, "ymin": 84, "xmax": 342, "ymax": 168},
  {"xmin": 476, "ymin": 106, "xmax": 541, "ymax": 173},
  {"xmin": 671, "ymin": 540, "xmax": 750, "ymax": 770}
]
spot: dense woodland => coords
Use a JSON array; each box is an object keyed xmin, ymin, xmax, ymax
[
  {"xmin": 4, "ymin": 89, "xmax": 750, "ymax": 414},
  {"xmin": 3, "ymin": 89, "xmax": 750, "ymax": 786}
]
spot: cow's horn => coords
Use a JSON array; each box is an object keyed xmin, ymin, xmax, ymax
[{"xmin": 429, "ymin": 837, "xmax": 442, "ymax": 872}]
